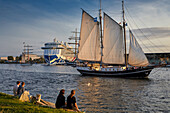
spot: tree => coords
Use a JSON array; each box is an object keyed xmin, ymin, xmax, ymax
[
  {"xmin": 8, "ymin": 56, "xmax": 14, "ymax": 61},
  {"xmin": 19, "ymin": 55, "xmax": 22, "ymax": 60},
  {"xmin": 39, "ymin": 57, "xmax": 45, "ymax": 63},
  {"xmin": 15, "ymin": 56, "xmax": 20, "ymax": 62},
  {"xmin": 29, "ymin": 58, "xmax": 32, "ymax": 62}
]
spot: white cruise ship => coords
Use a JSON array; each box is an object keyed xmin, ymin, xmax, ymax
[{"xmin": 41, "ymin": 38, "xmax": 75, "ymax": 65}]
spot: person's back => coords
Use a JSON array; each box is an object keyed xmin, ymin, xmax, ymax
[
  {"xmin": 55, "ymin": 89, "xmax": 66, "ymax": 108},
  {"xmin": 13, "ymin": 81, "xmax": 20, "ymax": 96}
]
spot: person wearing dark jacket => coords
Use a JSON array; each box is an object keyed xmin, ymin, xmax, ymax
[
  {"xmin": 13, "ymin": 81, "xmax": 20, "ymax": 96},
  {"xmin": 55, "ymin": 89, "xmax": 66, "ymax": 108},
  {"xmin": 17, "ymin": 82, "xmax": 25, "ymax": 97}
]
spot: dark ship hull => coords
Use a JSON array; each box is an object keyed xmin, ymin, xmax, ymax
[{"xmin": 77, "ymin": 66, "xmax": 154, "ymax": 78}]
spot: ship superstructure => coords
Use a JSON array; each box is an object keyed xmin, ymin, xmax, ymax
[{"xmin": 41, "ymin": 38, "xmax": 74, "ymax": 65}]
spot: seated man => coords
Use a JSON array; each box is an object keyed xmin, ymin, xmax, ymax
[{"xmin": 67, "ymin": 90, "xmax": 80, "ymax": 112}]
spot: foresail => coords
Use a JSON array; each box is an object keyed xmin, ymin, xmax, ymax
[
  {"xmin": 78, "ymin": 10, "xmax": 101, "ymax": 61},
  {"xmin": 102, "ymin": 13, "xmax": 125, "ymax": 64},
  {"xmin": 128, "ymin": 30, "xmax": 149, "ymax": 67}
]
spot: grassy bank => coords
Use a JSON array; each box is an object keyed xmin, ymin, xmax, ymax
[{"xmin": 0, "ymin": 92, "xmax": 72, "ymax": 113}]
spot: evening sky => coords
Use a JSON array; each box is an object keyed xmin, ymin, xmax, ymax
[{"xmin": 0, "ymin": 0, "xmax": 170, "ymax": 56}]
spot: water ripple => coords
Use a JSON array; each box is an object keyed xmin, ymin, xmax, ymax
[{"xmin": 0, "ymin": 64, "xmax": 170, "ymax": 112}]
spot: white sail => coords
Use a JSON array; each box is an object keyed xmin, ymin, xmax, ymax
[
  {"xmin": 128, "ymin": 30, "xmax": 149, "ymax": 67},
  {"xmin": 102, "ymin": 13, "xmax": 125, "ymax": 64},
  {"xmin": 78, "ymin": 10, "xmax": 101, "ymax": 61}
]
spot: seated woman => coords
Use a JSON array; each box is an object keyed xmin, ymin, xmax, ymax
[{"xmin": 55, "ymin": 89, "xmax": 66, "ymax": 108}]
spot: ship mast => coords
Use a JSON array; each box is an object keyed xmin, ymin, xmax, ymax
[
  {"xmin": 23, "ymin": 43, "xmax": 33, "ymax": 63},
  {"xmin": 99, "ymin": 0, "xmax": 103, "ymax": 63},
  {"xmin": 122, "ymin": 0, "xmax": 128, "ymax": 69},
  {"xmin": 68, "ymin": 28, "xmax": 80, "ymax": 58}
]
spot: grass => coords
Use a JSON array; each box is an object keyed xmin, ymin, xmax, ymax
[{"xmin": 0, "ymin": 92, "xmax": 73, "ymax": 113}]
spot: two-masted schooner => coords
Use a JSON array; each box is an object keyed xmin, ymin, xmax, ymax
[{"xmin": 76, "ymin": 0, "xmax": 154, "ymax": 78}]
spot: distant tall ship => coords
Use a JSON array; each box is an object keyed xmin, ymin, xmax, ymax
[
  {"xmin": 41, "ymin": 38, "xmax": 75, "ymax": 65},
  {"xmin": 21, "ymin": 43, "xmax": 33, "ymax": 66}
]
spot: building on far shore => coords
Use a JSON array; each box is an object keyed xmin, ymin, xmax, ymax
[
  {"xmin": 0, "ymin": 54, "xmax": 43, "ymax": 63},
  {"xmin": 0, "ymin": 55, "xmax": 41, "ymax": 61},
  {"xmin": 0, "ymin": 57, "xmax": 8, "ymax": 61},
  {"xmin": 145, "ymin": 53, "xmax": 170, "ymax": 64},
  {"xmin": 21, "ymin": 54, "xmax": 41, "ymax": 60},
  {"xmin": 0, "ymin": 52, "xmax": 170, "ymax": 64}
]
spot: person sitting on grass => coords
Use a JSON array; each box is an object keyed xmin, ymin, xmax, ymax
[
  {"xmin": 67, "ymin": 90, "xmax": 80, "ymax": 112},
  {"xmin": 13, "ymin": 81, "xmax": 20, "ymax": 96},
  {"xmin": 17, "ymin": 82, "xmax": 30, "ymax": 102},
  {"xmin": 55, "ymin": 89, "xmax": 66, "ymax": 108},
  {"xmin": 17, "ymin": 82, "xmax": 25, "ymax": 97}
]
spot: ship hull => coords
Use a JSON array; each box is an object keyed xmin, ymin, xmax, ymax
[
  {"xmin": 44, "ymin": 55, "xmax": 65, "ymax": 65},
  {"xmin": 77, "ymin": 67, "xmax": 154, "ymax": 78}
]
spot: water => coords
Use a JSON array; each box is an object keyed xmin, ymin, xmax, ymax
[{"xmin": 0, "ymin": 64, "xmax": 169, "ymax": 113}]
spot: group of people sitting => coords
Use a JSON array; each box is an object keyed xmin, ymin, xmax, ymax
[
  {"xmin": 13, "ymin": 81, "xmax": 80, "ymax": 111},
  {"xmin": 13, "ymin": 81, "xmax": 27, "ymax": 97},
  {"xmin": 55, "ymin": 89, "xmax": 80, "ymax": 112},
  {"xmin": 13, "ymin": 81, "xmax": 30, "ymax": 102}
]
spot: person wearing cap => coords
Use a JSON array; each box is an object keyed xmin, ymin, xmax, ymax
[{"xmin": 55, "ymin": 89, "xmax": 66, "ymax": 108}]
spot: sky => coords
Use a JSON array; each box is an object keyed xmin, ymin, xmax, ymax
[{"xmin": 0, "ymin": 0, "xmax": 170, "ymax": 56}]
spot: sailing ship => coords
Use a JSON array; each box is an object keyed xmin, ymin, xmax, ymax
[
  {"xmin": 66, "ymin": 28, "xmax": 79, "ymax": 66},
  {"xmin": 21, "ymin": 43, "xmax": 32, "ymax": 66},
  {"xmin": 76, "ymin": 0, "xmax": 154, "ymax": 78}
]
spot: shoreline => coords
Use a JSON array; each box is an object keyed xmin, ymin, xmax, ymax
[{"xmin": 0, "ymin": 92, "xmax": 78, "ymax": 113}]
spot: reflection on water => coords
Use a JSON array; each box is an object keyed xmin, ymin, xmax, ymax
[
  {"xmin": 0, "ymin": 64, "xmax": 169, "ymax": 112},
  {"xmin": 77, "ymin": 77, "xmax": 152, "ymax": 112}
]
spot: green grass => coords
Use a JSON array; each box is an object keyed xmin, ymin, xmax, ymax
[{"xmin": 0, "ymin": 92, "xmax": 73, "ymax": 113}]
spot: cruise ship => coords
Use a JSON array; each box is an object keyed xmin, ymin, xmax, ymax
[{"xmin": 41, "ymin": 38, "xmax": 75, "ymax": 65}]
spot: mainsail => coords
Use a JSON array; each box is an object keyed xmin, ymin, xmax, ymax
[
  {"xmin": 128, "ymin": 30, "xmax": 149, "ymax": 66},
  {"xmin": 78, "ymin": 10, "xmax": 101, "ymax": 61},
  {"xmin": 102, "ymin": 13, "xmax": 125, "ymax": 64}
]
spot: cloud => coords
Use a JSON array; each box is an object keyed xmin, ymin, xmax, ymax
[
  {"xmin": 131, "ymin": 27, "xmax": 170, "ymax": 39},
  {"xmin": 125, "ymin": 0, "xmax": 170, "ymax": 28},
  {"xmin": 0, "ymin": 0, "xmax": 82, "ymax": 56},
  {"xmin": 128, "ymin": 27, "xmax": 170, "ymax": 53},
  {"xmin": 0, "ymin": 0, "xmax": 170, "ymax": 56}
]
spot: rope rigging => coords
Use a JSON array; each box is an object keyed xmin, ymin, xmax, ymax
[
  {"xmin": 124, "ymin": 5, "xmax": 168, "ymax": 53},
  {"xmin": 125, "ymin": 16, "xmax": 154, "ymax": 53}
]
